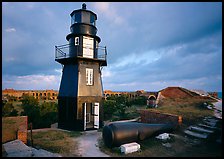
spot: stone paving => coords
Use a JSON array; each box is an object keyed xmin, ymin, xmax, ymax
[{"xmin": 3, "ymin": 140, "xmax": 62, "ymax": 157}]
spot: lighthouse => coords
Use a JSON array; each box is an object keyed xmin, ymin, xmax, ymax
[{"xmin": 55, "ymin": 3, "xmax": 107, "ymax": 131}]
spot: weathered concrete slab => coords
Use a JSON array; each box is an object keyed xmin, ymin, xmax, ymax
[
  {"xmin": 203, "ymin": 121, "xmax": 216, "ymax": 127},
  {"xmin": 203, "ymin": 118, "xmax": 219, "ymax": 123},
  {"xmin": 184, "ymin": 130, "xmax": 208, "ymax": 139},
  {"xmin": 189, "ymin": 126, "xmax": 214, "ymax": 133},
  {"xmin": 3, "ymin": 140, "xmax": 33, "ymax": 157},
  {"xmin": 3, "ymin": 139, "xmax": 62, "ymax": 157},
  {"xmin": 198, "ymin": 123, "xmax": 217, "ymax": 130},
  {"xmin": 204, "ymin": 116, "xmax": 213, "ymax": 119}
]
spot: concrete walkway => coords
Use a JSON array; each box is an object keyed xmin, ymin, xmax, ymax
[{"xmin": 75, "ymin": 130, "xmax": 110, "ymax": 157}]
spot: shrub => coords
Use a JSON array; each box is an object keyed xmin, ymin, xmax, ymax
[
  {"xmin": 20, "ymin": 95, "xmax": 58, "ymax": 129},
  {"xmin": 2, "ymin": 102, "xmax": 18, "ymax": 117}
]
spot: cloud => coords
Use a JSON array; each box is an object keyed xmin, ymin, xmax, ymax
[
  {"xmin": 92, "ymin": 2, "xmax": 125, "ymax": 25},
  {"xmin": 102, "ymin": 32, "xmax": 222, "ymax": 92},
  {"xmin": 2, "ymin": 2, "xmax": 222, "ymax": 92},
  {"xmin": 93, "ymin": 2, "xmax": 109, "ymax": 12},
  {"xmin": 2, "ymin": 74, "xmax": 61, "ymax": 90},
  {"xmin": 101, "ymin": 68, "xmax": 112, "ymax": 78},
  {"xmin": 5, "ymin": 27, "xmax": 16, "ymax": 32},
  {"xmin": 114, "ymin": 50, "xmax": 162, "ymax": 68},
  {"xmin": 25, "ymin": 2, "xmax": 36, "ymax": 9},
  {"xmin": 54, "ymin": 69, "xmax": 62, "ymax": 74}
]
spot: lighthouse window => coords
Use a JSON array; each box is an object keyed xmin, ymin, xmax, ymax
[
  {"xmin": 83, "ymin": 36, "xmax": 94, "ymax": 58},
  {"xmin": 96, "ymin": 41, "xmax": 99, "ymax": 48},
  {"xmin": 73, "ymin": 13, "xmax": 81, "ymax": 24},
  {"xmin": 75, "ymin": 13, "xmax": 81, "ymax": 23},
  {"xmin": 86, "ymin": 68, "xmax": 93, "ymax": 86},
  {"xmin": 75, "ymin": 37, "xmax": 79, "ymax": 45},
  {"xmin": 90, "ymin": 14, "xmax": 95, "ymax": 26}
]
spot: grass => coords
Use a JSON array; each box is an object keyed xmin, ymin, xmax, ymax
[
  {"xmin": 108, "ymin": 97, "xmax": 214, "ymax": 125},
  {"xmin": 98, "ymin": 134, "xmax": 179, "ymax": 157},
  {"xmin": 152, "ymin": 97, "xmax": 214, "ymax": 125},
  {"xmin": 98, "ymin": 128, "xmax": 222, "ymax": 157},
  {"xmin": 28, "ymin": 130, "xmax": 81, "ymax": 157},
  {"xmin": 98, "ymin": 97, "xmax": 221, "ymax": 157},
  {"xmin": 2, "ymin": 117, "xmax": 27, "ymax": 143},
  {"xmin": 2, "ymin": 119, "xmax": 17, "ymax": 143}
]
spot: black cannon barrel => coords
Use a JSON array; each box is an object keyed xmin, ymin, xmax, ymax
[{"xmin": 102, "ymin": 122, "xmax": 175, "ymax": 148}]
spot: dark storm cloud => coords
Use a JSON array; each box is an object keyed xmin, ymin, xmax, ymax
[
  {"xmin": 2, "ymin": 2, "xmax": 222, "ymax": 91},
  {"xmin": 95, "ymin": 2, "xmax": 222, "ymax": 64}
]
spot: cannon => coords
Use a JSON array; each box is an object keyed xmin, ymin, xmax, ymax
[{"xmin": 102, "ymin": 122, "xmax": 176, "ymax": 148}]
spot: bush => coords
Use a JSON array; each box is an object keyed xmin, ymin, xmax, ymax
[
  {"xmin": 39, "ymin": 102, "xmax": 58, "ymax": 128},
  {"xmin": 20, "ymin": 95, "xmax": 58, "ymax": 129},
  {"xmin": 104, "ymin": 95, "xmax": 132, "ymax": 120},
  {"xmin": 2, "ymin": 102, "xmax": 18, "ymax": 117},
  {"xmin": 130, "ymin": 96, "xmax": 147, "ymax": 105},
  {"xmin": 103, "ymin": 100, "xmax": 116, "ymax": 120}
]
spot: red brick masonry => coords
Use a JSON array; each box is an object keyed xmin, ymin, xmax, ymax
[{"xmin": 139, "ymin": 110, "xmax": 182, "ymax": 126}]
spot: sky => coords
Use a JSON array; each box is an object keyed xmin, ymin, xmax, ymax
[{"xmin": 2, "ymin": 2, "xmax": 222, "ymax": 92}]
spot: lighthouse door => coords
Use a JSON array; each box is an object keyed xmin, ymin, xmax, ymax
[
  {"xmin": 93, "ymin": 102, "xmax": 99, "ymax": 129},
  {"xmin": 83, "ymin": 102, "xmax": 99, "ymax": 130}
]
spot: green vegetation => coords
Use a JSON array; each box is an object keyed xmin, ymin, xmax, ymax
[
  {"xmin": 3, "ymin": 95, "xmax": 58, "ymax": 129},
  {"xmin": 155, "ymin": 97, "xmax": 215, "ymax": 124},
  {"xmin": 103, "ymin": 95, "xmax": 145, "ymax": 121},
  {"xmin": 103, "ymin": 94, "xmax": 216, "ymax": 125},
  {"xmin": 28, "ymin": 130, "xmax": 81, "ymax": 156},
  {"xmin": 98, "ymin": 135, "xmax": 177, "ymax": 157},
  {"xmin": 20, "ymin": 95, "xmax": 58, "ymax": 129},
  {"xmin": 20, "ymin": 96, "xmax": 41, "ymax": 128},
  {"xmin": 103, "ymin": 95, "xmax": 130, "ymax": 120},
  {"xmin": 2, "ymin": 102, "xmax": 18, "ymax": 117},
  {"xmin": 130, "ymin": 96, "xmax": 147, "ymax": 105},
  {"xmin": 98, "ymin": 131, "xmax": 222, "ymax": 157},
  {"xmin": 12, "ymin": 101, "xmax": 24, "ymax": 115},
  {"xmin": 101, "ymin": 96, "xmax": 219, "ymax": 157}
]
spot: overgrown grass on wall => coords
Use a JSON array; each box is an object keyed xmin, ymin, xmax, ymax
[
  {"xmin": 155, "ymin": 97, "xmax": 214, "ymax": 124},
  {"xmin": 2, "ymin": 116, "xmax": 27, "ymax": 144}
]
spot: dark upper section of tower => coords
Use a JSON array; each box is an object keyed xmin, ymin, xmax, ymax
[
  {"xmin": 66, "ymin": 3, "xmax": 100, "ymax": 42},
  {"xmin": 55, "ymin": 3, "xmax": 107, "ymax": 66}
]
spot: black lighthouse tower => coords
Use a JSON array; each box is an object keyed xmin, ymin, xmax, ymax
[{"xmin": 55, "ymin": 3, "xmax": 107, "ymax": 131}]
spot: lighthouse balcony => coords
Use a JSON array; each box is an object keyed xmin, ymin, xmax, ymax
[{"xmin": 55, "ymin": 44, "xmax": 107, "ymax": 66}]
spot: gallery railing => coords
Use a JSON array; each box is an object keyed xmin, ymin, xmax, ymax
[{"xmin": 55, "ymin": 44, "xmax": 107, "ymax": 61}]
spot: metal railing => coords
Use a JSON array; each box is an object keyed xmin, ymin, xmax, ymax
[{"xmin": 55, "ymin": 44, "xmax": 107, "ymax": 61}]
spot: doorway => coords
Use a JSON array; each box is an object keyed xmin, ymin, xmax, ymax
[{"xmin": 83, "ymin": 102, "xmax": 99, "ymax": 130}]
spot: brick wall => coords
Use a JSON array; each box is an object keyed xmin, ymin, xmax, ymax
[
  {"xmin": 2, "ymin": 116, "xmax": 28, "ymax": 144},
  {"xmin": 139, "ymin": 110, "xmax": 182, "ymax": 126},
  {"xmin": 2, "ymin": 89, "xmax": 59, "ymax": 100}
]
